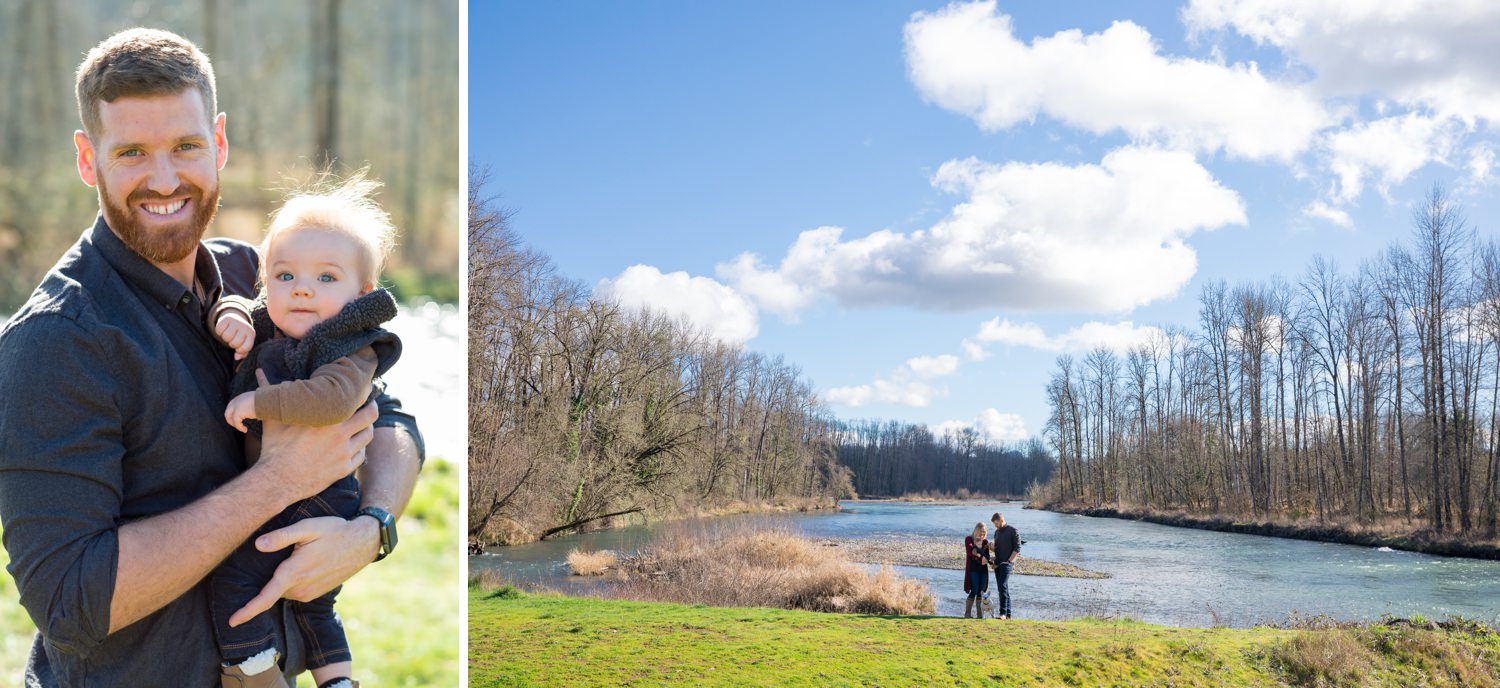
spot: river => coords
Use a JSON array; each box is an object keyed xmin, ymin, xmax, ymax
[{"xmin": 470, "ymin": 500, "xmax": 1500, "ymax": 628}]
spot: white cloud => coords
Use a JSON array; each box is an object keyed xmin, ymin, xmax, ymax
[
  {"xmin": 936, "ymin": 409, "xmax": 1030, "ymax": 445},
  {"xmin": 1323, "ymin": 113, "xmax": 1458, "ymax": 203},
  {"xmin": 726, "ymin": 146, "xmax": 1245, "ymax": 315},
  {"xmin": 907, "ymin": 354, "xmax": 960, "ymax": 378},
  {"xmin": 1302, "ymin": 200, "xmax": 1353, "ymax": 229},
  {"xmin": 961, "ymin": 339, "xmax": 990, "ymax": 362},
  {"xmin": 1468, "ymin": 144, "xmax": 1496, "ymax": 186},
  {"xmin": 717, "ymin": 252, "xmax": 815, "ymax": 322},
  {"xmin": 823, "ymin": 351, "xmax": 960, "ymax": 408},
  {"xmin": 905, "ymin": 0, "xmax": 1329, "ymax": 160},
  {"xmin": 824, "ymin": 379, "xmax": 942, "ymax": 408},
  {"xmin": 974, "ymin": 319, "xmax": 1050, "ymax": 350},
  {"xmin": 596, "ymin": 265, "xmax": 759, "ymax": 344},
  {"xmin": 972, "ymin": 318, "xmax": 1164, "ymax": 354},
  {"xmin": 1184, "ymin": 0, "xmax": 1500, "ymax": 123}
]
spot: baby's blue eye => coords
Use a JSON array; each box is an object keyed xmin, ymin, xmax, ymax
[
  {"xmin": 319, "ymin": 274, "xmax": 336, "ymax": 283},
  {"xmin": 276, "ymin": 272, "xmax": 294, "ymax": 282}
]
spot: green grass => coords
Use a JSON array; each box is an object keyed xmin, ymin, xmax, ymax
[
  {"xmin": 0, "ymin": 552, "xmax": 29, "ymax": 679},
  {"xmin": 0, "ymin": 459, "xmax": 460, "ymax": 686},
  {"xmin": 469, "ymin": 589, "xmax": 1500, "ymax": 687}
]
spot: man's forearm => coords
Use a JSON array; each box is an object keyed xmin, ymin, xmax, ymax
[
  {"xmin": 360, "ymin": 426, "xmax": 421, "ymax": 518},
  {"xmin": 109, "ymin": 464, "xmax": 293, "ymax": 633}
]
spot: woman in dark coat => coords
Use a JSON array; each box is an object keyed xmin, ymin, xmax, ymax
[{"xmin": 962, "ymin": 522, "xmax": 991, "ymax": 618}]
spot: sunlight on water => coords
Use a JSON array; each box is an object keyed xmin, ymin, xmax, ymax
[{"xmin": 383, "ymin": 301, "xmax": 463, "ymax": 463}]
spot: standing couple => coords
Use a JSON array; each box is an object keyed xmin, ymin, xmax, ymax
[{"xmin": 963, "ymin": 512, "xmax": 1020, "ymax": 619}]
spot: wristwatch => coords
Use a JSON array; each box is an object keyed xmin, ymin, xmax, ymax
[{"xmin": 356, "ymin": 506, "xmax": 398, "ymax": 562}]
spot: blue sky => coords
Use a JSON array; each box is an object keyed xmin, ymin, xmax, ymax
[{"xmin": 472, "ymin": 1, "xmax": 1500, "ymax": 445}]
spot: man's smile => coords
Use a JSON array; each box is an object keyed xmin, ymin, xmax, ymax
[{"xmin": 141, "ymin": 198, "xmax": 188, "ymax": 216}]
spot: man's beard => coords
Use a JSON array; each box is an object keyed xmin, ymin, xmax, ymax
[{"xmin": 97, "ymin": 175, "xmax": 219, "ymax": 265}]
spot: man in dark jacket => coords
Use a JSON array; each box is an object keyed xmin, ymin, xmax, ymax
[
  {"xmin": 990, "ymin": 512, "xmax": 1021, "ymax": 619},
  {"xmin": 0, "ymin": 28, "xmax": 422, "ymax": 687}
]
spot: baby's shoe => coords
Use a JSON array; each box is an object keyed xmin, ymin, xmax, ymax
[{"xmin": 221, "ymin": 649, "xmax": 288, "ymax": 688}]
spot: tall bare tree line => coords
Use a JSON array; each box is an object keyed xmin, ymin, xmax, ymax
[
  {"xmin": 0, "ymin": 0, "xmax": 459, "ymax": 311},
  {"xmin": 469, "ymin": 178, "xmax": 853, "ymax": 543},
  {"xmin": 1040, "ymin": 187, "xmax": 1500, "ymax": 537},
  {"xmin": 836, "ymin": 420, "xmax": 1053, "ymax": 498}
]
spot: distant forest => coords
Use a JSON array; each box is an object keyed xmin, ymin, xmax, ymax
[
  {"xmin": 1, "ymin": 0, "xmax": 459, "ymax": 309},
  {"xmin": 837, "ymin": 419, "xmax": 1054, "ymax": 498},
  {"xmin": 1040, "ymin": 186, "xmax": 1500, "ymax": 537}
]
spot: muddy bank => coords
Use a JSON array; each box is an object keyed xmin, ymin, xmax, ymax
[
  {"xmin": 1035, "ymin": 503, "xmax": 1500, "ymax": 560},
  {"xmin": 814, "ymin": 537, "xmax": 1108, "ymax": 579}
]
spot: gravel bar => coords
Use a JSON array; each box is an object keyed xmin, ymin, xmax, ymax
[{"xmin": 816, "ymin": 537, "xmax": 1109, "ymax": 579}]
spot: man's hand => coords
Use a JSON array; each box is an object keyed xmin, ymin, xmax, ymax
[
  {"xmin": 224, "ymin": 391, "xmax": 257, "ymax": 431},
  {"xmin": 253, "ymin": 400, "xmax": 377, "ymax": 503},
  {"xmin": 226, "ymin": 514, "xmax": 380, "ymax": 627},
  {"xmin": 213, "ymin": 310, "xmax": 256, "ymax": 360}
]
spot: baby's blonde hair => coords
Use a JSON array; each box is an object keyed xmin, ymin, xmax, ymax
[{"xmin": 262, "ymin": 168, "xmax": 396, "ymax": 286}]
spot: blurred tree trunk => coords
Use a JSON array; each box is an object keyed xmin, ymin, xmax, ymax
[{"xmin": 313, "ymin": 0, "xmax": 340, "ymax": 167}]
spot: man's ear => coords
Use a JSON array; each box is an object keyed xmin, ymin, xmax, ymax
[
  {"xmin": 75, "ymin": 130, "xmax": 98, "ymax": 188},
  {"xmin": 214, "ymin": 113, "xmax": 229, "ymax": 170}
]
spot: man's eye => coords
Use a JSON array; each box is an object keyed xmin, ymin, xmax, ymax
[
  {"xmin": 120, "ymin": 149, "xmax": 143, "ymax": 158},
  {"xmin": 177, "ymin": 143, "xmax": 199, "ymax": 152},
  {"xmin": 276, "ymin": 272, "xmax": 294, "ymax": 282}
]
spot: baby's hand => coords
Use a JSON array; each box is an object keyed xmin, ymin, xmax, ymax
[
  {"xmin": 225, "ymin": 391, "xmax": 257, "ymax": 432},
  {"xmin": 214, "ymin": 312, "xmax": 255, "ymax": 361}
]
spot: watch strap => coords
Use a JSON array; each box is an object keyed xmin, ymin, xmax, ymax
[{"xmin": 356, "ymin": 506, "xmax": 397, "ymax": 562}]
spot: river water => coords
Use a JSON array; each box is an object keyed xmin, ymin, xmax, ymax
[{"xmin": 470, "ymin": 500, "xmax": 1500, "ymax": 628}]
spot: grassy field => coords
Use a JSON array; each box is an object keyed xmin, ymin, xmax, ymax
[
  {"xmin": 469, "ymin": 587, "xmax": 1500, "ymax": 687},
  {"xmin": 0, "ymin": 459, "xmax": 460, "ymax": 686}
]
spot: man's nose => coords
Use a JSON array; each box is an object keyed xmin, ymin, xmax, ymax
[{"xmin": 146, "ymin": 155, "xmax": 180, "ymax": 196}]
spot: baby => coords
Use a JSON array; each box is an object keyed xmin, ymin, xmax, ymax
[{"xmin": 209, "ymin": 172, "xmax": 401, "ymax": 688}]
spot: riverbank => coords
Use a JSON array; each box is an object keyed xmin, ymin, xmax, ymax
[
  {"xmin": 469, "ymin": 587, "xmax": 1500, "ymax": 687},
  {"xmin": 1034, "ymin": 502, "xmax": 1500, "ymax": 560},
  {"xmin": 473, "ymin": 496, "xmax": 841, "ymax": 547},
  {"xmin": 813, "ymin": 537, "xmax": 1108, "ymax": 579}
]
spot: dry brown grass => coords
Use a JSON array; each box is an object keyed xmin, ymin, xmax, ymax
[
  {"xmin": 607, "ymin": 522, "xmax": 934, "ymax": 616},
  {"xmin": 1269, "ymin": 630, "xmax": 1375, "ymax": 687},
  {"xmin": 566, "ymin": 549, "xmax": 619, "ymax": 576},
  {"xmin": 1264, "ymin": 621, "xmax": 1500, "ymax": 688}
]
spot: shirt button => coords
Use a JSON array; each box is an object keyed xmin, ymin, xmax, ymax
[{"xmin": 181, "ymin": 295, "xmax": 191, "ymax": 305}]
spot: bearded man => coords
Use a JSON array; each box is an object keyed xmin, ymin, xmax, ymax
[{"xmin": 0, "ymin": 28, "xmax": 422, "ymax": 687}]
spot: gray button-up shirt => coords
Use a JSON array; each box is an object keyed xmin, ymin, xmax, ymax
[{"xmin": 0, "ymin": 217, "xmax": 421, "ymax": 687}]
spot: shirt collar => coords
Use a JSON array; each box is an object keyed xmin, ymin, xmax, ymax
[{"xmin": 88, "ymin": 214, "xmax": 225, "ymax": 312}]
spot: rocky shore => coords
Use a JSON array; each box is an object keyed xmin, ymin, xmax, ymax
[{"xmin": 815, "ymin": 537, "xmax": 1108, "ymax": 579}]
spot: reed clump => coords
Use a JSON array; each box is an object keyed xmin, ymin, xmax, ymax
[
  {"xmin": 566, "ymin": 548, "xmax": 618, "ymax": 576},
  {"xmin": 608, "ymin": 522, "xmax": 934, "ymax": 615}
]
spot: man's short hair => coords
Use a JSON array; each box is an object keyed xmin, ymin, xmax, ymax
[
  {"xmin": 263, "ymin": 168, "xmax": 397, "ymax": 286},
  {"xmin": 991, "ymin": 512, "xmax": 1002, "ymax": 522},
  {"xmin": 75, "ymin": 28, "xmax": 217, "ymax": 138}
]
